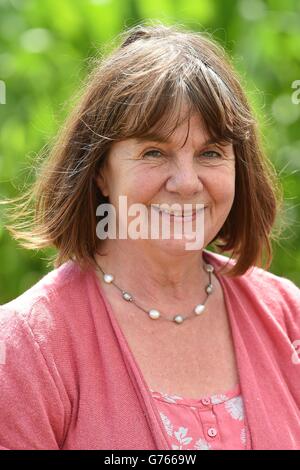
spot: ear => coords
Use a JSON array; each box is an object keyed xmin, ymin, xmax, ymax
[{"xmin": 95, "ymin": 170, "xmax": 109, "ymax": 198}]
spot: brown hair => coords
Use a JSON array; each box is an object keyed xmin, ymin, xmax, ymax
[{"xmin": 3, "ymin": 21, "xmax": 283, "ymax": 276}]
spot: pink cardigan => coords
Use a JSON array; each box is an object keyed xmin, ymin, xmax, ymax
[{"xmin": 0, "ymin": 250, "xmax": 299, "ymax": 450}]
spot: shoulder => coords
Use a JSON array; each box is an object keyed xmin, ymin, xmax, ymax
[
  {"xmin": 0, "ymin": 260, "xmax": 92, "ymax": 349},
  {"xmin": 205, "ymin": 249, "xmax": 300, "ymax": 296},
  {"xmin": 204, "ymin": 249, "xmax": 300, "ymax": 322},
  {"xmin": 2, "ymin": 260, "xmax": 87, "ymax": 308}
]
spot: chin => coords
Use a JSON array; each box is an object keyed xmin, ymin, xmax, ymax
[{"xmin": 149, "ymin": 235, "xmax": 205, "ymax": 253}]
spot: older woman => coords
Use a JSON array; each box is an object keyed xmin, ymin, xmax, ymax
[{"xmin": 0, "ymin": 23, "xmax": 299, "ymax": 451}]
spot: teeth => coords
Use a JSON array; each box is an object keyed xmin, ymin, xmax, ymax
[
  {"xmin": 162, "ymin": 209, "xmax": 182, "ymax": 216},
  {"xmin": 151, "ymin": 204, "xmax": 197, "ymax": 217}
]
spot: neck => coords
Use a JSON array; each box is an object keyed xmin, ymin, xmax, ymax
[{"xmin": 95, "ymin": 239, "xmax": 209, "ymax": 304}]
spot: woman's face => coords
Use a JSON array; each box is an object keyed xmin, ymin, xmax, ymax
[{"xmin": 96, "ymin": 111, "xmax": 236, "ymax": 254}]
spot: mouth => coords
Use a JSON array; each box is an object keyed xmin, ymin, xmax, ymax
[{"xmin": 149, "ymin": 204, "xmax": 206, "ymax": 221}]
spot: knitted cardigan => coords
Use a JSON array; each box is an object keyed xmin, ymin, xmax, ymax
[{"xmin": 0, "ymin": 250, "xmax": 299, "ymax": 450}]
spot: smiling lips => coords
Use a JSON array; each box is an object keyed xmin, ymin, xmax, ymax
[{"xmin": 150, "ymin": 204, "xmax": 206, "ymax": 219}]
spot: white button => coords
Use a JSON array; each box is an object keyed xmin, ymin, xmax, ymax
[
  {"xmin": 201, "ymin": 397, "xmax": 211, "ymax": 405},
  {"xmin": 207, "ymin": 427, "xmax": 218, "ymax": 438}
]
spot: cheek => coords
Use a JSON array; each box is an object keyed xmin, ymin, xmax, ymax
[
  {"xmin": 130, "ymin": 171, "xmax": 163, "ymax": 201},
  {"xmin": 107, "ymin": 169, "xmax": 134, "ymax": 200},
  {"xmin": 206, "ymin": 169, "xmax": 235, "ymax": 209},
  {"xmin": 108, "ymin": 176, "xmax": 154, "ymax": 207}
]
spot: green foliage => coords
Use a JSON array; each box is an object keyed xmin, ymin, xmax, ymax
[{"xmin": 0, "ymin": 0, "xmax": 299, "ymax": 303}]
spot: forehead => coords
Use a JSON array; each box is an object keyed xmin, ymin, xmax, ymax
[
  {"xmin": 109, "ymin": 104, "xmax": 234, "ymax": 160},
  {"xmin": 130, "ymin": 112, "xmax": 216, "ymax": 148}
]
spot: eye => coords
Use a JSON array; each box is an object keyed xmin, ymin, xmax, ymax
[
  {"xmin": 142, "ymin": 149, "xmax": 163, "ymax": 158},
  {"xmin": 200, "ymin": 150, "xmax": 222, "ymax": 159}
]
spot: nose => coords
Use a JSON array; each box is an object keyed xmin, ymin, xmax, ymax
[{"xmin": 165, "ymin": 156, "xmax": 203, "ymax": 197}]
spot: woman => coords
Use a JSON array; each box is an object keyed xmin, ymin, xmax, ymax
[{"xmin": 0, "ymin": 22, "xmax": 300, "ymax": 451}]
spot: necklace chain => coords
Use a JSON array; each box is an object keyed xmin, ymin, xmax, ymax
[{"xmin": 94, "ymin": 259, "xmax": 214, "ymax": 324}]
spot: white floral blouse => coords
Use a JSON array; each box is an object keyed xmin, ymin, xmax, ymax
[{"xmin": 150, "ymin": 383, "xmax": 250, "ymax": 450}]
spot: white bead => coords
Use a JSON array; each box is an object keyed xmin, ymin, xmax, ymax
[
  {"xmin": 194, "ymin": 304, "xmax": 205, "ymax": 315},
  {"xmin": 174, "ymin": 315, "xmax": 184, "ymax": 324},
  {"xmin": 148, "ymin": 309, "xmax": 160, "ymax": 320},
  {"xmin": 103, "ymin": 273, "xmax": 114, "ymax": 283},
  {"xmin": 206, "ymin": 284, "xmax": 213, "ymax": 294},
  {"xmin": 205, "ymin": 264, "xmax": 214, "ymax": 273},
  {"xmin": 122, "ymin": 291, "xmax": 133, "ymax": 301}
]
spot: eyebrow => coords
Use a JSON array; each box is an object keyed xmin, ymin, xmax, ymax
[{"xmin": 133, "ymin": 136, "xmax": 228, "ymax": 147}]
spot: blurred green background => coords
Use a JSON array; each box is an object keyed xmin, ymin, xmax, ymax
[{"xmin": 0, "ymin": 0, "xmax": 299, "ymax": 304}]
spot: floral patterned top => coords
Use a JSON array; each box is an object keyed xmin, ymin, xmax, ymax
[{"xmin": 150, "ymin": 383, "xmax": 250, "ymax": 450}]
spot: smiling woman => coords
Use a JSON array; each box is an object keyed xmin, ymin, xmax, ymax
[
  {"xmin": 0, "ymin": 21, "xmax": 300, "ymax": 451},
  {"xmin": 95, "ymin": 111, "xmax": 235, "ymax": 254},
  {"xmin": 3, "ymin": 22, "xmax": 278, "ymax": 276}
]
